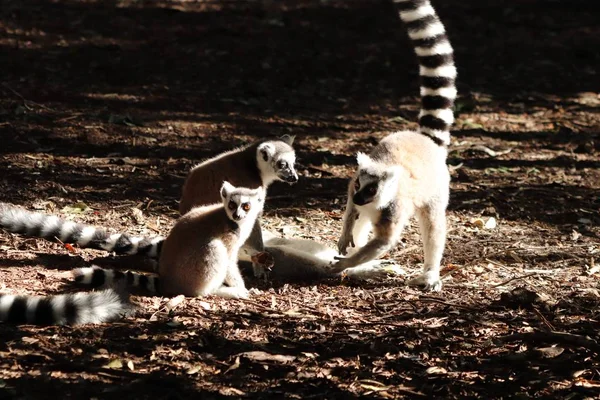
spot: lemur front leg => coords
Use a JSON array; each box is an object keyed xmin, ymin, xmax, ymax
[
  {"xmin": 332, "ymin": 206, "xmax": 408, "ymax": 273},
  {"xmin": 337, "ymin": 197, "xmax": 359, "ymax": 255}
]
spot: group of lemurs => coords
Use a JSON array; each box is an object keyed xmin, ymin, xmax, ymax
[{"xmin": 0, "ymin": 0, "xmax": 457, "ymax": 325}]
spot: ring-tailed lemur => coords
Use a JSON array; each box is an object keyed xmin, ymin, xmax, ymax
[
  {"xmin": 334, "ymin": 0, "xmax": 457, "ymax": 292},
  {"xmin": 0, "ymin": 136, "xmax": 298, "ymax": 278},
  {"xmin": 0, "ymin": 288, "xmax": 133, "ymax": 325},
  {"xmin": 180, "ymin": 135, "xmax": 298, "ymax": 277},
  {"xmin": 75, "ymin": 182, "xmax": 265, "ymax": 299},
  {"xmin": 238, "ymin": 230, "xmax": 400, "ymax": 282}
]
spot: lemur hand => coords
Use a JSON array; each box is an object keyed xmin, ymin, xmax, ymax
[
  {"xmin": 330, "ymin": 255, "xmax": 353, "ymax": 273},
  {"xmin": 337, "ymin": 232, "xmax": 355, "ymax": 255},
  {"xmin": 251, "ymin": 251, "xmax": 275, "ymax": 281}
]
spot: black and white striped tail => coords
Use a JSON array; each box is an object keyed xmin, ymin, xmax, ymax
[
  {"xmin": 0, "ymin": 203, "xmax": 165, "ymax": 258},
  {"xmin": 74, "ymin": 266, "xmax": 159, "ymax": 293},
  {"xmin": 395, "ymin": 0, "xmax": 457, "ymax": 146},
  {"xmin": 0, "ymin": 288, "xmax": 132, "ymax": 325}
]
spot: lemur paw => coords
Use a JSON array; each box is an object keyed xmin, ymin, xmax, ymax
[
  {"xmin": 407, "ymin": 273, "xmax": 442, "ymax": 292},
  {"xmin": 233, "ymin": 288, "xmax": 251, "ymax": 299},
  {"xmin": 330, "ymin": 256, "xmax": 353, "ymax": 273},
  {"xmin": 251, "ymin": 251, "xmax": 274, "ymax": 280},
  {"xmin": 337, "ymin": 234, "xmax": 355, "ymax": 256}
]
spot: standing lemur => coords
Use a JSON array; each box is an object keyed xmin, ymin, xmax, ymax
[{"xmin": 333, "ymin": 0, "xmax": 457, "ymax": 291}]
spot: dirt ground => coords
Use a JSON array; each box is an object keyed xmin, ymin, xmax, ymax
[{"xmin": 1, "ymin": 0, "xmax": 599, "ymax": 398}]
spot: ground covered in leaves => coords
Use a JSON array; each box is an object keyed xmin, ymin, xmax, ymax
[{"xmin": 1, "ymin": 0, "xmax": 599, "ymax": 398}]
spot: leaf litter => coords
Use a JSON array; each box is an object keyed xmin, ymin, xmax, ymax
[{"xmin": 0, "ymin": 0, "xmax": 599, "ymax": 399}]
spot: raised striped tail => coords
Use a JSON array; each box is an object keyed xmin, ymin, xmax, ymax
[
  {"xmin": 74, "ymin": 266, "xmax": 159, "ymax": 293},
  {"xmin": 0, "ymin": 288, "xmax": 133, "ymax": 325},
  {"xmin": 395, "ymin": 0, "xmax": 457, "ymax": 146},
  {"xmin": 0, "ymin": 202, "xmax": 165, "ymax": 258}
]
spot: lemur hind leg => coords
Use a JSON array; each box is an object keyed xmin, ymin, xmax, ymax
[
  {"xmin": 224, "ymin": 261, "xmax": 247, "ymax": 290},
  {"xmin": 408, "ymin": 204, "xmax": 447, "ymax": 292},
  {"xmin": 212, "ymin": 261, "xmax": 249, "ymax": 299}
]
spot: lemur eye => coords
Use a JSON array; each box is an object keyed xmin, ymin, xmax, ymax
[
  {"xmin": 277, "ymin": 160, "xmax": 287, "ymax": 169},
  {"xmin": 367, "ymin": 186, "xmax": 377, "ymax": 195},
  {"xmin": 242, "ymin": 203, "xmax": 251, "ymax": 212},
  {"xmin": 354, "ymin": 181, "xmax": 360, "ymax": 191},
  {"xmin": 228, "ymin": 201, "xmax": 236, "ymax": 210}
]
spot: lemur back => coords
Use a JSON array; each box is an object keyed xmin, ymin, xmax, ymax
[
  {"xmin": 335, "ymin": 0, "xmax": 456, "ymax": 292},
  {"xmin": 179, "ymin": 135, "xmax": 297, "ymax": 215},
  {"xmin": 75, "ymin": 182, "xmax": 265, "ymax": 299}
]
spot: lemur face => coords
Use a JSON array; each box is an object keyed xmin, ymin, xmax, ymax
[
  {"xmin": 273, "ymin": 154, "xmax": 298, "ymax": 183},
  {"xmin": 220, "ymin": 182, "xmax": 264, "ymax": 222},
  {"xmin": 352, "ymin": 174, "xmax": 379, "ymax": 206},
  {"xmin": 353, "ymin": 152, "xmax": 401, "ymax": 208},
  {"xmin": 257, "ymin": 137, "xmax": 298, "ymax": 185}
]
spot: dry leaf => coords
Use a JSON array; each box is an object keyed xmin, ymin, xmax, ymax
[
  {"xmin": 224, "ymin": 356, "xmax": 241, "ymax": 374},
  {"xmin": 62, "ymin": 202, "xmax": 91, "ymax": 214},
  {"xmin": 165, "ymin": 295, "xmax": 185, "ymax": 312},
  {"xmin": 104, "ymin": 359, "xmax": 123, "ymax": 370},
  {"xmin": 187, "ymin": 365, "xmax": 202, "ymax": 375},
  {"xmin": 485, "ymin": 217, "xmax": 497, "ymax": 229},
  {"xmin": 473, "ymin": 266, "xmax": 485, "ymax": 274},
  {"xmin": 131, "ymin": 207, "xmax": 145, "ymax": 225},
  {"xmin": 426, "ymin": 366, "xmax": 447, "ymax": 375}
]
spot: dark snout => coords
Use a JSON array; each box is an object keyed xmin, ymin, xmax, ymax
[
  {"xmin": 279, "ymin": 169, "xmax": 298, "ymax": 184},
  {"xmin": 232, "ymin": 212, "xmax": 242, "ymax": 221},
  {"xmin": 352, "ymin": 192, "xmax": 371, "ymax": 206},
  {"xmin": 285, "ymin": 173, "xmax": 298, "ymax": 183}
]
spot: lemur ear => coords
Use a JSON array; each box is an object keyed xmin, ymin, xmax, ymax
[
  {"xmin": 356, "ymin": 152, "xmax": 372, "ymax": 168},
  {"xmin": 220, "ymin": 181, "xmax": 235, "ymax": 200},
  {"xmin": 258, "ymin": 143, "xmax": 274, "ymax": 162},
  {"xmin": 252, "ymin": 187, "xmax": 266, "ymax": 203},
  {"xmin": 280, "ymin": 134, "xmax": 295, "ymax": 145}
]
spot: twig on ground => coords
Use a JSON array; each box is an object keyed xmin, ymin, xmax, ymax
[
  {"xmin": 532, "ymin": 307, "xmax": 555, "ymax": 331},
  {"xmin": 1, "ymin": 82, "xmax": 53, "ymax": 111},
  {"xmin": 491, "ymin": 272, "xmax": 538, "ymax": 288},
  {"xmin": 495, "ymin": 330, "xmax": 600, "ymax": 353},
  {"xmin": 418, "ymin": 295, "xmax": 478, "ymax": 311}
]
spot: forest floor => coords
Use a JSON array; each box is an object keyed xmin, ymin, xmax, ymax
[{"xmin": 0, "ymin": 0, "xmax": 599, "ymax": 399}]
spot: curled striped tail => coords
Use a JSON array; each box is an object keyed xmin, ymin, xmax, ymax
[
  {"xmin": 0, "ymin": 288, "xmax": 133, "ymax": 325},
  {"xmin": 0, "ymin": 202, "xmax": 165, "ymax": 258},
  {"xmin": 74, "ymin": 266, "xmax": 159, "ymax": 293},
  {"xmin": 396, "ymin": 0, "xmax": 457, "ymax": 146}
]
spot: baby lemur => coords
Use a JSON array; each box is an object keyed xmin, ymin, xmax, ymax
[
  {"xmin": 334, "ymin": 0, "xmax": 457, "ymax": 292},
  {"xmin": 74, "ymin": 182, "xmax": 265, "ymax": 299}
]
